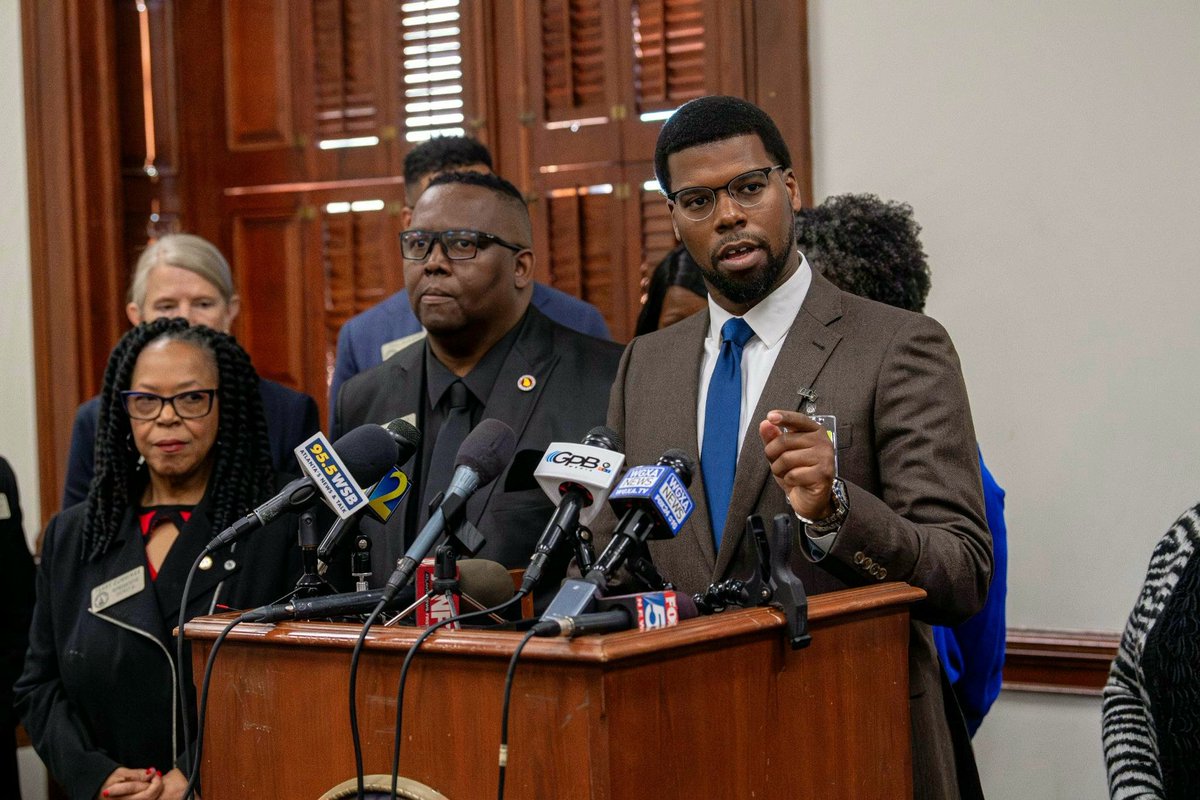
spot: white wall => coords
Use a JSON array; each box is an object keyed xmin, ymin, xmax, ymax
[
  {"xmin": 807, "ymin": 2, "xmax": 1200, "ymax": 796},
  {"xmin": 0, "ymin": 0, "xmax": 38, "ymax": 545}
]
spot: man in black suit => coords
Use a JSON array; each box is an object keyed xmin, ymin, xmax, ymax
[{"xmin": 335, "ymin": 172, "xmax": 622, "ymax": 591}]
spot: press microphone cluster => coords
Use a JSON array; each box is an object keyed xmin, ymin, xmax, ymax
[
  {"xmin": 538, "ymin": 449, "xmax": 696, "ymax": 622},
  {"xmin": 207, "ymin": 424, "xmax": 400, "ymax": 552},
  {"xmin": 243, "ymin": 558, "xmax": 516, "ymax": 623},
  {"xmin": 521, "ymin": 426, "xmax": 625, "ymax": 591},
  {"xmin": 316, "ymin": 418, "xmax": 423, "ymax": 565},
  {"xmin": 381, "ymin": 419, "xmax": 517, "ymax": 603}
]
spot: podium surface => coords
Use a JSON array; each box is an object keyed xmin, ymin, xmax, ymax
[{"xmin": 187, "ymin": 584, "xmax": 923, "ymax": 799}]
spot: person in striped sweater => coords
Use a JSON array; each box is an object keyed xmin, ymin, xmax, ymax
[{"xmin": 1103, "ymin": 502, "xmax": 1200, "ymax": 798}]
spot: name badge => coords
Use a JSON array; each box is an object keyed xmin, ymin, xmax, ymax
[
  {"xmin": 0, "ymin": 492, "xmax": 10, "ymax": 521},
  {"xmin": 91, "ymin": 567, "xmax": 146, "ymax": 612}
]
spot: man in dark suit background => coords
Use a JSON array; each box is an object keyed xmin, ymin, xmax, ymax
[
  {"xmin": 335, "ymin": 171, "xmax": 622, "ymax": 593},
  {"xmin": 604, "ymin": 96, "xmax": 991, "ymax": 798},
  {"xmin": 329, "ymin": 136, "xmax": 611, "ymax": 423}
]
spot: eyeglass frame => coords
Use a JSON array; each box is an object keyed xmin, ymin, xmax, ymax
[
  {"xmin": 119, "ymin": 389, "xmax": 219, "ymax": 421},
  {"xmin": 398, "ymin": 229, "xmax": 528, "ymax": 261},
  {"xmin": 664, "ymin": 164, "xmax": 785, "ymax": 221}
]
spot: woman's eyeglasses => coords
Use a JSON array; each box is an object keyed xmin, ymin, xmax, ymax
[{"xmin": 120, "ymin": 389, "xmax": 218, "ymax": 420}]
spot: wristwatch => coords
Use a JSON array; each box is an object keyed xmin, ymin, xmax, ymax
[{"xmin": 795, "ymin": 478, "xmax": 849, "ymax": 535}]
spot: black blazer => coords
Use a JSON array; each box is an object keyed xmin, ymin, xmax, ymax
[
  {"xmin": 334, "ymin": 307, "xmax": 623, "ymax": 589},
  {"xmin": 14, "ymin": 492, "xmax": 300, "ymax": 800},
  {"xmin": 62, "ymin": 378, "xmax": 320, "ymax": 508}
]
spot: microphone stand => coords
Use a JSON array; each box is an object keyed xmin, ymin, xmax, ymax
[
  {"xmin": 381, "ymin": 543, "xmax": 509, "ymax": 627},
  {"xmin": 291, "ymin": 509, "xmax": 336, "ymax": 599}
]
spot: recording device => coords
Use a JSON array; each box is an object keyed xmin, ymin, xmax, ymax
[
  {"xmin": 538, "ymin": 449, "xmax": 696, "ymax": 621},
  {"xmin": 315, "ymin": 418, "xmax": 422, "ymax": 566},
  {"xmin": 242, "ymin": 558, "xmax": 515, "ymax": 623},
  {"xmin": 521, "ymin": 426, "xmax": 625, "ymax": 591},
  {"xmin": 380, "ymin": 419, "xmax": 517, "ymax": 603},
  {"xmin": 206, "ymin": 424, "xmax": 399, "ymax": 552},
  {"xmin": 414, "ymin": 549, "xmax": 516, "ymax": 628},
  {"xmin": 532, "ymin": 590, "xmax": 698, "ymax": 638}
]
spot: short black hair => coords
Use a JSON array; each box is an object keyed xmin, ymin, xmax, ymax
[
  {"xmin": 421, "ymin": 171, "xmax": 532, "ymax": 240},
  {"xmin": 654, "ymin": 96, "xmax": 792, "ymax": 193},
  {"xmin": 403, "ymin": 136, "xmax": 492, "ymax": 187},
  {"xmin": 796, "ymin": 193, "xmax": 931, "ymax": 313}
]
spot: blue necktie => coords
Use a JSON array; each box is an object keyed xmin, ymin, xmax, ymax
[{"xmin": 701, "ymin": 317, "xmax": 755, "ymax": 549}]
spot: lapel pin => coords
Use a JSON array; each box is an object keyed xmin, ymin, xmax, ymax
[
  {"xmin": 224, "ymin": 559, "xmax": 237, "ymax": 572},
  {"xmin": 198, "ymin": 555, "xmax": 213, "ymax": 571},
  {"xmin": 517, "ymin": 374, "xmax": 536, "ymax": 392}
]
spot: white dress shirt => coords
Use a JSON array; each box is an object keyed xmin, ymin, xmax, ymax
[{"xmin": 696, "ymin": 254, "xmax": 813, "ymax": 458}]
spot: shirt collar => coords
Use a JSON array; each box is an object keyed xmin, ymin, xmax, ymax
[
  {"xmin": 424, "ymin": 308, "xmax": 529, "ymax": 408},
  {"xmin": 706, "ymin": 253, "xmax": 813, "ymax": 346}
]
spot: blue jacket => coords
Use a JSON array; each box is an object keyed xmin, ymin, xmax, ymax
[
  {"xmin": 329, "ymin": 284, "xmax": 610, "ymax": 424},
  {"xmin": 933, "ymin": 449, "xmax": 1007, "ymax": 736}
]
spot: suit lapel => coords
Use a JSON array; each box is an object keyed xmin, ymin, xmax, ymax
[
  {"xmin": 468, "ymin": 311, "xmax": 560, "ymax": 524},
  {"xmin": 667, "ymin": 310, "xmax": 719, "ymax": 573},
  {"xmin": 379, "ymin": 344, "xmax": 425, "ymax": 552},
  {"xmin": 713, "ymin": 272, "xmax": 844, "ymax": 578}
]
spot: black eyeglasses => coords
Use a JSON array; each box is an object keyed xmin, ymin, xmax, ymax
[
  {"xmin": 399, "ymin": 229, "xmax": 527, "ymax": 261},
  {"xmin": 665, "ymin": 165, "xmax": 784, "ymax": 221},
  {"xmin": 120, "ymin": 389, "xmax": 218, "ymax": 420}
]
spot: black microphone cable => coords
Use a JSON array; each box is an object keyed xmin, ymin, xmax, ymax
[
  {"xmin": 349, "ymin": 594, "xmax": 391, "ymax": 800},
  {"xmin": 181, "ymin": 609, "xmax": 252, "ymax": 800},
  {"xmin": 389, "ymin": 587, "xmax": 530, "ymax": 800},
  {"xmin": 497, "ymin": 627, "xmax": 540, "ymax": 800}
]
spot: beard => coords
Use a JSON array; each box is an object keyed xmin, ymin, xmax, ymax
[{"xmin": 698, "ymin": 230, "xmax": 794, "ymax": 306}]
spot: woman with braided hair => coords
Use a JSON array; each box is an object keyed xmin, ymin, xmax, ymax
[{"xmin": 16, "ymin": 318, "xmax": 301, "ymax": 800}]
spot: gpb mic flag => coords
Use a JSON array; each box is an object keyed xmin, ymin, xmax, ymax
[
  {"xmin": 294, "ymin": 431, "xmax": 371, "ymax": 520},
  {"xmin": 534, "ymin": 432, "xmax": 625, "ymax": 526}
]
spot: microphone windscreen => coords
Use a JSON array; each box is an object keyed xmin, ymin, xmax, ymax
[
  {"xmin": 457, "ymin": 558, "xmax": 518, "ymax": 608},
  {"xmin": 332, "ymin": 424, "xmax": 402, "ymax": 487},
  {"xmin": 584, "ymin": 425, "xmax": 623, "ymax": 453},
  {"xmin": 382, "ymin": 417, "xmax": 422, "ymax": 464},
  {"xmin": 660, "ymin": 448, "xmax": 695, "ymax": 487},
  {"xmin": 454, "ymin": 418, "xmax": 517, "ymax": 484}
]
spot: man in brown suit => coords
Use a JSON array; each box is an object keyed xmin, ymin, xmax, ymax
[{"xmin": 606, "ymin": 96, "xmax": 991, "ymax": 798}]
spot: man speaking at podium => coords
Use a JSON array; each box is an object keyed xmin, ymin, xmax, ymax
[
  {"xmin": 335, "ymin": 171, "xmax": 622, "ymax": 590},
  {"xmin": 604, "ymin": 96, "xmax": 992, "ymax": 798}
]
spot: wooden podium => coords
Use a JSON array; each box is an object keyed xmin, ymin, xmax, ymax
[{"xmin": 186, "ymin": 584, "xmax": 923, "ymax": 799}]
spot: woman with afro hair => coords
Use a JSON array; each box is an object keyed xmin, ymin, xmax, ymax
[{"xmin": 16, "ymin": 318, "xmax": 300, "ymax": 800}]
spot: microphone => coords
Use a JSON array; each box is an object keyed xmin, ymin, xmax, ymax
[
  {"xmin": 381, "ymin": 419, "xmax": 517, "ymax": 603},
  {"xmin": 521, "ymin": 426, "xmax": 625, "ymax": 591},
  {"xmin": 206, "ymin": 424, "xmax": 399, "ymax": 552},
  {"xmin": 538, "ymin": 450, "xmax": 696, "ymax": 620},
  {"xmin": 589, "ymin": 448, "xmax": 695, "ymax": 580},
  {"xmin": 316, "ymin": 418, "xmax": 422, "ymax": 565},
  {"xmin": 242, "ymin": 558, "xmax": 515, "ymax": 623},
  {"xmin": 532, "ymin": 590, "xmax": 698, "ymax": 637}
]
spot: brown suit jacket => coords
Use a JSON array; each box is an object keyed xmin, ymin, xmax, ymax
[{"xmin": 605, "ymin": 268, "xmax": 992, "ymax": 799}]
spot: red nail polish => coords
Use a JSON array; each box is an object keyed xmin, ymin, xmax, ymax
[{"xmin": 102, "ymin": 792, "xmax": 109, "ymax": 798}]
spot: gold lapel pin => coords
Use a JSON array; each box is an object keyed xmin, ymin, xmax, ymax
[
  {"xmin": 517, "ymin": 374, "xmax": 536, "ymax": 392},
  {"xmin": 198, "ymin": 555, "xmax": 213, "ymax": 571}
]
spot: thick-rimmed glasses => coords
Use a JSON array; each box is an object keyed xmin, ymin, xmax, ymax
[
  {"xmin": 399, "ymin": 229, "xmax": 527, "ymax": 261},
  {"xmin": 120, "ymin": 389, "xmax": 218, "ymax": 420},
  {"xmin": 665, "ymin": 165, "xmax": 784, "ymax": 221}
]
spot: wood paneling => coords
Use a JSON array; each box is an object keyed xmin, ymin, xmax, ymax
[
  {"xmin": 223, "ymin": 0, "xmax": 295, "ymax": 151},
  {"xmin": 1002, "ymin": 629, "xmax": 1119, "ymax": 697}
]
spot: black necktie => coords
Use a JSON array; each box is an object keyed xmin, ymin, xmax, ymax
[{"xmin": 421, "ymin": 380, "xmax": 472, "ymax": 526}]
